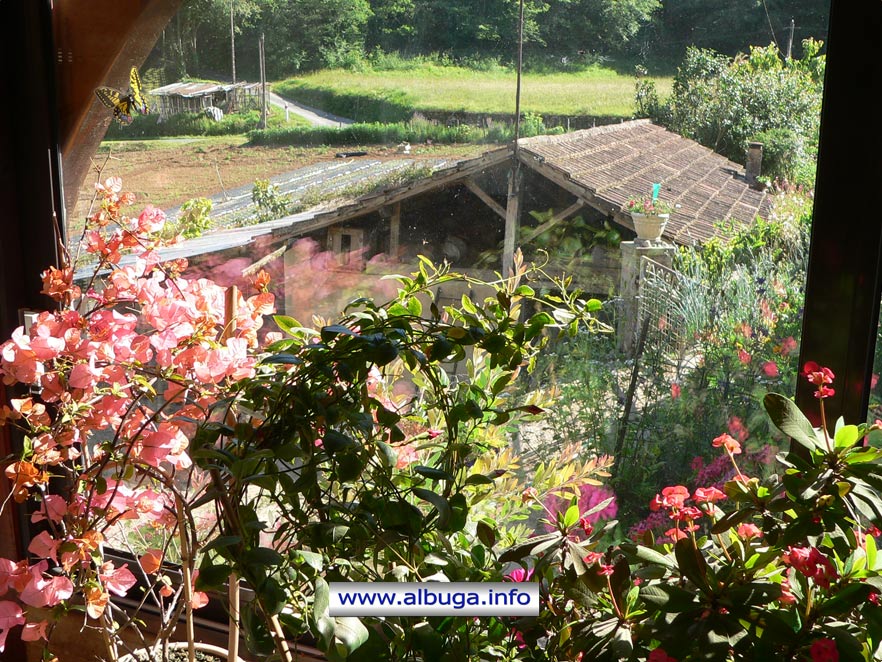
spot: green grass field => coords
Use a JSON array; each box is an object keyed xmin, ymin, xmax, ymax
[{"xmin": 275, "ymin": 63, "xmax": 673, "ymax": 120}]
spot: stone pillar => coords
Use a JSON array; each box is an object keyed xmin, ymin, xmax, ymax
[{"xmin": 617, "ymin": 240, "xmax": 677, "ymax": 354}]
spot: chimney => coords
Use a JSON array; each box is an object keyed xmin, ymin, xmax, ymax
[{"xmin": 746, "ymin": 142, "xmax": 763, "ymax": 185}]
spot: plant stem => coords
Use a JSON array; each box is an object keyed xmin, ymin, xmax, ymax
[
  {"xmin": 819, "ymin": 398, "xmax": 832, "ymax": 452},
  {"xmin": 176, "ymin": 493, "xmax": 196, "ymax": 662}
]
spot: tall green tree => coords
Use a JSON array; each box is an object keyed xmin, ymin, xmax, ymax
[
  {"xmin": 655, "ymin": 0, "xmax": 830, "ymax": 58},
  {"xmin": 541, "ymin": 0, "xmax": 660, "ymax": 55},
  {"xmin": 407, "ymin": 0, "xmax": 547, "ymax": 58}
]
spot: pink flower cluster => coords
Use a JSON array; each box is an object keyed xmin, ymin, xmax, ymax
[{"xmin": 0, "ymin": 178, "xmax": 275, "ymax": 650}]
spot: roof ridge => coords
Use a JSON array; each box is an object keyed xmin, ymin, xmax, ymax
[{"xmin": 517, "ymin": 119, "xmax": 653, "ymax": 147}]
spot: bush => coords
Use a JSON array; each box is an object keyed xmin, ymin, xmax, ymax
[
  {"xmin": 252, "ymin": 179, "xmax": 292, "ymax": 222},
  {"xmin": 248, "ymin": 120, "xmax": 512, "ymax": 147},
  {"xmin": 752, "ymin": 127, "xmax": 816, "ymax": 186},
  {"xmin": 176, "ymin": 196, "xmax": 214, "ymax": 238},
  {"xmin": 104, "ymin": 109, "xmax": 294, "ymax": 140},
  {"xmin": 636, "ymin": 40, "xmax": 824, "ymax": 185}
]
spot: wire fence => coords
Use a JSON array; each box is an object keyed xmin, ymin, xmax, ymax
[{"xmin": 638, "ymin": 256, "xmax": 702, "ymax": 359}]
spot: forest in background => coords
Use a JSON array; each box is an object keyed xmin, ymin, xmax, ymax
[{"xmin": 154, "ymin": 0, "xmax": 830, "ymax": 80}]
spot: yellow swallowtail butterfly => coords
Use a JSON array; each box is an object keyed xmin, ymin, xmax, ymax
[{"xmin": 95, "ymin": 66, "xmax": 149, "ymax": 125}]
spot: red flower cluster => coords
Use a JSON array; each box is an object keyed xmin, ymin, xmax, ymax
[
  {"xmin": 712, "ymin": 433, "xmax": 742, "ymax": 455},
  {"xmin": 802, "ymin": 361, "xmax": 835, "ymax": 399},
  {"xmin": 782, "ymin": 546, "xmax": 838, "ymax": 588},
  {"xmin": 647, "ymin": 648, "xmax": 677, "ymax": 662},
  {"xmin": 809, "ymin": 638, "xmax": 839, "ymax": 662}
]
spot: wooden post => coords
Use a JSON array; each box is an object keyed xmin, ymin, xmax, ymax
[
  {"xmin": 259, "ymin": 33, "xmax": 267, "ymax": 129},
  {"xmin": 230, "ymin": 0, "xmax": 236, "ymax": 83},
  {"xmin": 389, "ymin": 202, "xmax": 401, "ymax": 261},
  {"xmin": 502, "ymin": 168, "xmax": 523, "ymax": 276},
  {"xmin": 223, "ymin": 285, "xmax": 239, "ymax": 341}
]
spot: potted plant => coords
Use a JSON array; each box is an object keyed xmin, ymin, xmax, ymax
[
  {"xmin": 186, "ymin": 253, "xmax": 620, "ymax": 661},
  {"xmin": 0, "ymin": 176, "xmax": 274, "ymax": 661},
  {"xmin": 625, "ymin": 196, "xmax": 673, "ymax": 241}
]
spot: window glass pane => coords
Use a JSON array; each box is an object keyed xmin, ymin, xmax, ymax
[{"xmin": 29, "ymin": 0, "xmax": 831, "ymax": 653}]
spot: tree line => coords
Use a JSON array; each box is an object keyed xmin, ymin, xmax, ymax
[{"xmin": 154, "ymin": 0, "xmax": 830, "ymax": 80}]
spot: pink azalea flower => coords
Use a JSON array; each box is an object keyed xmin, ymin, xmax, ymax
[
  {"xmin": 738, "ymin": 349, "xmax": 751, "ymax": 364},
  {"xmin": 762, "ymin": 361, "xmax": 779, "ymax": 377},
  {"xmin": 670, "ymin": 382, "xmax": 681, "ymax": 399}
]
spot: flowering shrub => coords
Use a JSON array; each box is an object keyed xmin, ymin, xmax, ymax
[
  {"xmin": 508, "ymin": 365, "xmax": 882, "ymax": 661},
  {"xmin": 0, "ymin": 176, "xmax": 274, "ymax": 659}
]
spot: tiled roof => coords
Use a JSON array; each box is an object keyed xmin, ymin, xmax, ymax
[{"xmin": 518, "ymin": 120, "xmax": 772, "ymax": 245}]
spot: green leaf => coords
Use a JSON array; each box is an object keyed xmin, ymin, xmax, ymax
[
  {"xmin": 414, "ymin": 465, "xmax": 454, "ymax": 481},
  {"xmin": 245, "ymin": 547, "xmax": 285, "ymax": 568},
  {"xmin": 563, "ymin": 504, "xmax": 580, "ymax": 529},
  {"xmin": 464, "ymin": 473, "xmax": 496, "ymax": 486},
  {"xmin": 868, "ymin": 532, "xmax": 878, "ymax": 570},
  {"xmin": 445, "ymin": 492, "xmax": 468, "ymax": 533},
  {"xmin": 195, "ymin": 560, "xmax": 233, "ymax": 590},
  {"xmin": 631, "ymin": 544, "xmax": 678, "ymax": 572},
  {"xmin": 406, "ymin": 297, "xmax": 422, "ymax": 316},
  {"xmin": 376, "ymin": 441, "xmax": 397, "ymax": 469},
  {"xmin": 261, "ymin": 352, "xmax": 302, "ymax": 365},
  {"xmin": 321, "ymin": 324, "xmax": 362, "ymax": 341},
  {"xmin": 640, "ymin": 584, "xmax": 698, "ymax": 612},
  {"xmin": 242, "ymin": 602, "xmax": 276, "ymax": 656},
  {"xmin": 499, "ymin": 533, "xmax": 559, "ymax": 563},
  {"xmin": 201, "ymin": 535, "xmax": 242, "ymax": 554},
  {"xmin": 763, "ymin": 393, "xmax": 825, "ymax": 453},
  {"xmin": 582, "ymin": 496, "xmax": 615, "ymax": 520},
  {"xmin": 817, "ymin": 582, "xmax": 874, "ymax": 616},
  {"xmin": 273, "ymin": 314, "xmax": 302, "ymax": 336},
  {"xmin": 834, "ymin": 424, "xmax": 860, "ymax": 450},
  {"xmin": 323, "ymin": 430, "xmax": 356, "ymax": 453},
  {"xmin": 412, "ymin": 487, "xmax": 452, "ymax": 528},
  {"xmin": 314, "ymin": 577, "xmax": 330, "ymax": 620},
  {"xmin": 333, "ymin": 617, "xmax": 370, "ymax": 657},
  {"xmin": 477, "ymin": 521, "xmax": 496, "ymax": 548},
  {"xmin": 293, "ymin": 550, "xmax": 324, "ymax": 572},
  {"xmin": 711, "ymin": 508, "xmax": 755, "ymax": 534},
  {"xmin": 257, "ymin": 576, "xmax": 288, "ymax": 616},
  {"xmin": 674, "ymin": 538, "xmax": 712, "ymax": 594}
]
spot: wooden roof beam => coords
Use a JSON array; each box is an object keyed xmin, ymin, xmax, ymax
[
  {"xmin": 464, "ymin": 179, "xmax": 506, "ymax": 220},
  {"xmin": 520, "ymin": 199, "xmax": 584, "ymax": 245}
]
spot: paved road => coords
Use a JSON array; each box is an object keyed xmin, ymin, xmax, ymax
[{"xmin": 268, "ymin": 91, "xmax": 354, "ymax": 127}]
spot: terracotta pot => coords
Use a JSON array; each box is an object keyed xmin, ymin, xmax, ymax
[{"xmin": 630, "ymin": 212, "xmax": 669, "ymax": 241}]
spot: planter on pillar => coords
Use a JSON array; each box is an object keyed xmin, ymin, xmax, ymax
[{"xmin": 630, "ymin": 212, "xmax": 669, "ymax": 242}]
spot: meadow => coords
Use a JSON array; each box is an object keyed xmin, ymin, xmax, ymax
[{"xmin": 275, "ymin": 62, "xmax": 674, "ymax": 122}]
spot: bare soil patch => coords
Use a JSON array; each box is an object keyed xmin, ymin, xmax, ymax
[{"xmin": 68, "ymin": 137, "xmax": 486, "ymax": 233}]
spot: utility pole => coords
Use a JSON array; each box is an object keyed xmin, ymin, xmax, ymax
[
  {"xmin": 259, "ymin": 33, "xmax": 267, "ymax": 129},
  {"xmin": 230, "ymin": 0, "xmax": 236, "ymax": 83},
  {"xmin": 786, "ymin": 18, "xmax": 795, "ymax": 59}
]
